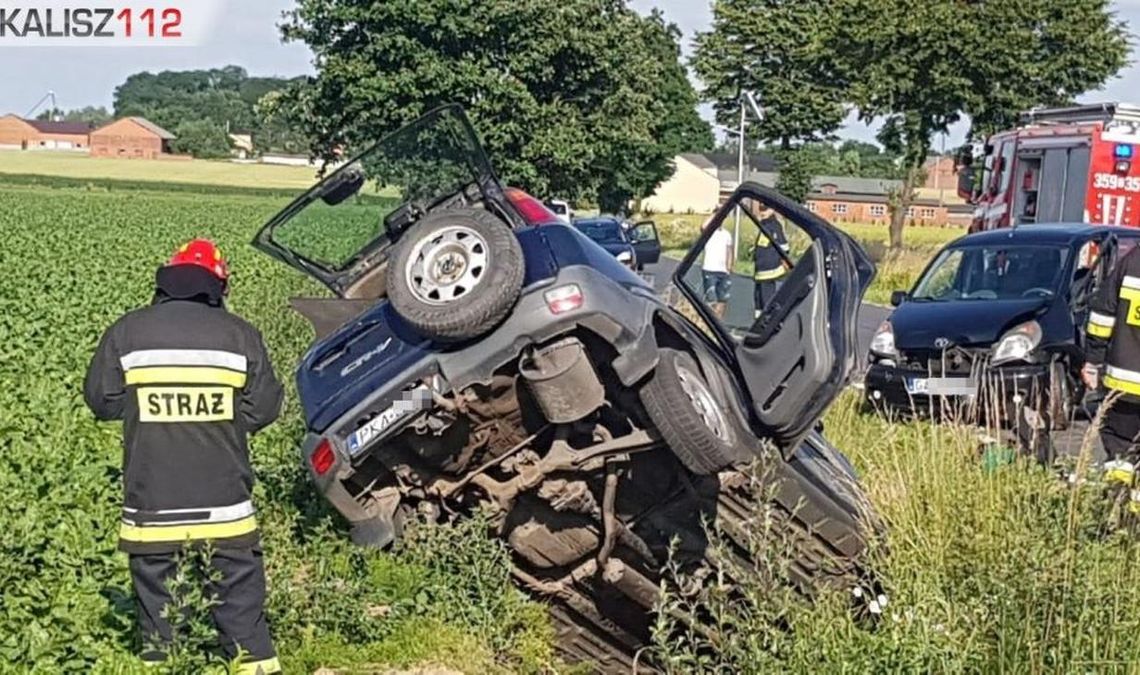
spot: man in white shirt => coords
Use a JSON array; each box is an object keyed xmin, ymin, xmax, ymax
[{"xmin": 702, "ymin": 224, "xmax": 734, "ymax": 319}]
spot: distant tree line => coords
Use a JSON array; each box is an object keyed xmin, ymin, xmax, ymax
[{"xmin": 110, "ymin": 65, "xmax": 310, "ymax": 159}]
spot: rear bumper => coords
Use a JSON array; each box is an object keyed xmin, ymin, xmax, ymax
[{"xmin": 863, "ymin": 361, "xmax": 1051, "ymax": 421}]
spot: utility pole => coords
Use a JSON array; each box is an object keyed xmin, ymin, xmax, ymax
[{"xmin": 734, "ymin": 100, "xmax": 746, "ymax": 262}]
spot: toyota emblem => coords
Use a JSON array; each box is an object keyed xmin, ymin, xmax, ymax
[{"xmin": 934, "ymin": 337, "xmax": 952, "ymax": 349}]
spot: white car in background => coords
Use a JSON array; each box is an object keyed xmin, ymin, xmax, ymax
[{"xmin": 545, "ymin": 198, "xmax": 573, "ymax": 224}]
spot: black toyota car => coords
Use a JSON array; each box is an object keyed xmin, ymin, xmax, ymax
[{"xmin": 865, "ymin": 224, "xmax": 1139, "ymax": 440}]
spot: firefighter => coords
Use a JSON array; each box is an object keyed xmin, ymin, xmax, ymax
[
  {"xmin": 752, "ymin": 206, "xmax": 791, "ymax": 318},
  {"xmin": 1083, "ymin": 243, "xmax": 1140, "ymax": 514},
  {"xmin": 84, "ymin": 239, "xmax": 284, "ymax": 673}
]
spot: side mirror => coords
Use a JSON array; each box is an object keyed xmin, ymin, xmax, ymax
[
  {"xmin": 319, "ymin": 163, "xmax": 366, "ymax": 205},
  {"xmin": 890, "ymin": 290, "xmax": 908, "ymax": 307},
  {"xmin": 956, "ymin": 166, "xmax": 976, "ymax": 202}
]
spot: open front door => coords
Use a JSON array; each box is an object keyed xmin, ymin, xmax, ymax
[{"xmin": 671, "ymin": 183, "xmax": 874, "ymax": 449}]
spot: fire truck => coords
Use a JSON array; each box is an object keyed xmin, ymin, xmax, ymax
[{"xmin": 958, "ymin": 102, "xmax": 1140, "ymax": 231}]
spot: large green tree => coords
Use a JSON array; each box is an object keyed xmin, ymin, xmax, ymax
[
  {"xmin": 692, "ymin": 0, "xmax": 848, "ymax": 215},
  {"xmin": 275, "ymin": 0, "xmax": 710, "ymax": 212},
  {"xmin": 837, "ymin": 0, "xmax": 1129, "ymax": 247},
  {"xmin": 696, "ymin": 0, "xmax": 1129, "ymax": 248},
  {"xmin": 692, "ymin": 0, "xmax": 847, "ymax": 147}
]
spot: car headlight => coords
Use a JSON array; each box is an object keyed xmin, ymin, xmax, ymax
[
  {"xmin": 991, "ymin": 320, "xmax": 1042, "ymax": 365},
  {"xmin": 616, "ymin": 250, "xmax": 634, "ymax": 263},
  {"xmin": 869, "ymin": 320, "xmax": 897, "ymax": 358}
]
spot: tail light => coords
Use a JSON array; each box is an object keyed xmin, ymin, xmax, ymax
[
  {"xmin": 544, "ymin": 284, "xmax": 584, "ymax": 314},
  {"xmin": 310, "ymin": 438, "xmax": 336, "ymax": 476},
  {"xmin": 505, "ymin": 187, "xmax": 560, "ymax": 225}
]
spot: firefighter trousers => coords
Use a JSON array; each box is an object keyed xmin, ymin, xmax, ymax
[
  {"xmin": 1100, "ymin": 398, "xmax": 1140, "ymax": 464},
  {"xmin": 129, "ymin": 547, "xmax": 280, "ymax": 674},
  {"xmin": 754, "ymin": 279, "xmax": 783, "ymax": 316}
]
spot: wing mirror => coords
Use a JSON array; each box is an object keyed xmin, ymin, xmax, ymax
[
  {"xmin": 890, "ymin": 290, "xmax": 908, "ymax": 307},
  {"xmin": 319, "ymin": 162, "xmax": 366, "ymax": 205}
]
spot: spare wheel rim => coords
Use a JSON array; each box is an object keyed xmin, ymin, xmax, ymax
[
  {"xmin": 405, "ymin": 225, "xmax": 490, "ymax": 306},
  {"xmin": 675, "ymin": 362, "xmax": 731, "ymax": 442}
]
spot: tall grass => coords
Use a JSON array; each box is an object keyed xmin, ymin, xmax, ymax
[{"xmin": 655, "ymin": 392, "xmax": 1140, "ymax": 672}]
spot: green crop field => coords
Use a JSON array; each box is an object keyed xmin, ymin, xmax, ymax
[
  {"xmin": 0, "ymin": 151, "xmax": 321, "ymax": 190},
  {"xmin": 7, "ymin": 181, "xmax": 1140, "ymax": 673},
  {"xmin": 0, "ymin": 184, "xmax": 552, "ymax": 673}
]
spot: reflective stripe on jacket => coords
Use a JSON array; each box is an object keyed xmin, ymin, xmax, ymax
[{"xmin": 84, "ymin": 298, "xmax": 283, "ymax": 553}]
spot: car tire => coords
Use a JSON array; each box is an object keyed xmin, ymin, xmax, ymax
[
  {"xmin": 386, "ymin": 208, "xmax": 524, "ymax": 341},
  {"xmin": 640, "ymin": 348, "xmax": 746, "ymax": 474}
]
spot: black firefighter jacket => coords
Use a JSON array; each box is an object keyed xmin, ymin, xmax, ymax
[
  {"xmin": 84, "ymin": 296, "xmax": 284, "ymax": 554},
  {"xmin": 1087, "ymin": 245, "xmax": 1140, "ymax": 398}
]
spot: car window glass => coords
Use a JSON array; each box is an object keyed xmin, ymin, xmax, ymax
[
  {"xmin": 575, "ymin": 221, "xmax": 626, "ymax": 244},
  {"xmin": 675, "ymin": 196, "xmax": 811, "ymax": 336},
  {"xmin": 913, "ymin": 245, "xmax": 1068, "ymax": 301},
  {"xmin": 270, "ymin": 108, "xmax": 486, "ymax": 270}
]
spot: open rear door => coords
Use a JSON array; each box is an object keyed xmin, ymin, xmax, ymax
[{"xmin": 670, "ymin": 183, "xmax": 874, "ymax": 449}]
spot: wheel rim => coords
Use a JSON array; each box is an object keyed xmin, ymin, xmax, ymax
[
  {"xmin": 675, "ymin": 362, "xmax": 731, "ymax": 441},
  {"xmin": 404, "ymin": 225, "xmax": 490, "ymax": 306}
]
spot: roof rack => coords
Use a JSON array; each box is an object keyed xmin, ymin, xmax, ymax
[{"xmin": 1020, "ymin": 102, "xmax": 1140, "ymax": 127}]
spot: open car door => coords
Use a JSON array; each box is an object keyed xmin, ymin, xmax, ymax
[
  {"xmin": 671, "ymin": 183, "xmax": 874, "ymax": 449},
  {"xmin": 630, "ymin": 220, "xmax": 661, "ymax": 266},
  {"xmin": 251, "ymin": 104, "xmax": 507, "ymax": 300}
]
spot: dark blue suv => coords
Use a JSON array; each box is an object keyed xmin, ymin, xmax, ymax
[{"xmin": 254, "ymin": 105, "xmax": 882, "ymax": 669}]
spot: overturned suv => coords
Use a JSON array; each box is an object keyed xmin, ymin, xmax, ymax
[{"xmin": 254, "ymin": 106, "xmax": 882, "ymax": 669}]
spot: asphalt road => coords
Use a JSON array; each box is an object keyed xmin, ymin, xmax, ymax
[{"xmin": 642, "ymin": 258, "xmax": 1095, "ymax": 458}]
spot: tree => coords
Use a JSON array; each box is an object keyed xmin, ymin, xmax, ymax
[
  {"xmin": 169, "ymin": 120, "xmax": 232, "ymax": 159},
  {"xmin": 692, "ymin": 0, "xmax": 847, "ymax": 149},
  {"xmin": 35, "ymin": 106, "xmax": 111, "ymax": 126},
  {"xmin": 277, "ymin": 0, "xmax": 709, "ymax": 213},
  {"xmin": 113, "ymin": 67, "xmax": 309, "ymax": 154},
  {"xmin": 835, "ymin": 0, "xmax": 1128, "ymax": 247}
]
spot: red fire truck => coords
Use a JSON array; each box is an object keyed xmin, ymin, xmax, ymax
[{"xmin": 958, "ymin": 102, "xmax": 1140, "ymax": 231}]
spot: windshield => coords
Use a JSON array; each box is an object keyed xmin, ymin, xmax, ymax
[
  {"xmin": 575, "ymin": 220, "xmax": 627, "ymax": 245},
  {"xmin": 261, "ymin": 105, "xmax": 495, "ymax": 273},
  {"xmin": 912, "ymin": 244, "xmax": 1069, "ymax": 301}
]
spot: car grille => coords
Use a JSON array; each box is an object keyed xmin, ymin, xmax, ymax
[{"xmin": 897, "ymin": 346, "xmax": 988, "ymax": 377}]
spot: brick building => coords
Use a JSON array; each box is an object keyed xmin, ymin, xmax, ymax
[
  {"xmin": 89, "ymin": 117, "xmax": 175, "ymax": 159},
  {"xmin": 0, "ymin": 114, "xmax": 91, "ymax": 150},
  {"xmin": 718, "ymin": 171, "xmax": 973, "ymax": 227}
]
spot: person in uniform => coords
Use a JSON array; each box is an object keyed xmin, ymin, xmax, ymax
[
  {"xmin": 84, "ymin": 239, "xmax": 284, "ymax": 673},
  {"xmin": 1084, "ymin": 244, "xmax": 1140, "ymax": 515},
  {"xmin": 752, "ymin": 206, "xmax": 791, "ymax": 317}
]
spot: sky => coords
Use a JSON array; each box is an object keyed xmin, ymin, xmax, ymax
[{"xmin": 2, "ymin": 0, "xmax": 1138, "ymax": 148}]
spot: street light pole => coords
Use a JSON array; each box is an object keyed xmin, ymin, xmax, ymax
[{"xmin": 734, "ymin": 100, "xmax": 746, "ymax": 262}]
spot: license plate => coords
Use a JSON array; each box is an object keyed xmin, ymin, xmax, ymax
[
  {"xmin": 346, "ymin": 386, "xmax": 430, "ymax": 457},
  {"xmin": 905, "ymin": 377, "xmax": 976, "ymax": 396}
]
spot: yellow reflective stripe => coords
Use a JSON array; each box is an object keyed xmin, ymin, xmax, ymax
[
  {"xmin": 1104, "ymin": 375, "xmax": 1140, "ymax": 396},
  {"xmin": 1088, "ymin": 323, "xmax": 1114, "ymax": 338},
  {"xmin": 125, "ymin": 367, "xmax": 246, "ymax": 387},
  {"xmin": 236, "ymin": 657, "xmax": 281, "ymax": 675},
  {"xmin": 119, "ymin": 515, "xmax": 258, "ymax": 543},
  {"xmin": 754, "ymin": 267, "xmax": 786, "ymax": 281}
]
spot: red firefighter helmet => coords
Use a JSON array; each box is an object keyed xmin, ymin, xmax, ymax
[{"xmin": 167, "ymin": 238, "xmax": 229, "ymax": 281}]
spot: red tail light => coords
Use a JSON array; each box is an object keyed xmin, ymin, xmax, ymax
[
  {"xmin": 310, "ymin": 439, "xmax": 336, "ymax": 476},
  {"xmin": 505, "ymin": 187, "xmax": 559, "ymax": 225}
]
